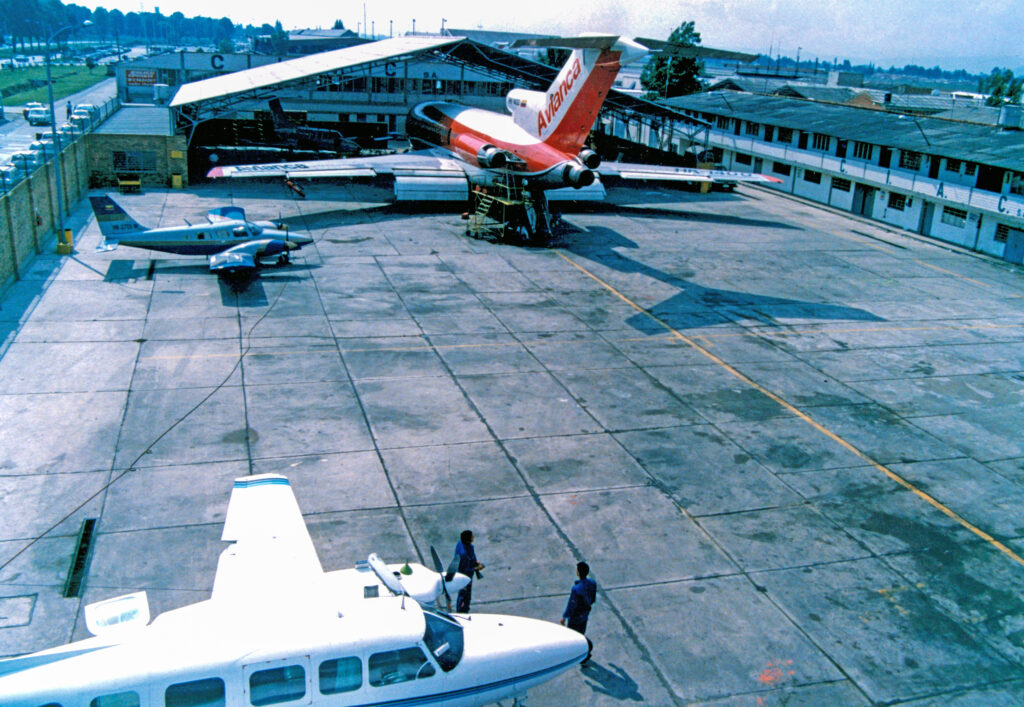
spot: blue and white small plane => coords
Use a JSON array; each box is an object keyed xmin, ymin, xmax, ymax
[
  {"xmin": 89, "ymin": 195, "xmax": 314, "ymax": 275},
  {"xmin": 0, "ymin": 474, "xmax": 588, "ymax": 706}
]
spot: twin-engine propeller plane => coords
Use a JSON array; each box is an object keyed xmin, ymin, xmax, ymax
[
  {"xmin": 207, "ymin": 34, "xmax": 781, "ymax": 239},
  {"xmin": 89, "ymin": 195, "xmax": 313, "ymax": 276},
  {"xmin": 0, "ymin": 474, "xmax": 588, "ymax": 706}
]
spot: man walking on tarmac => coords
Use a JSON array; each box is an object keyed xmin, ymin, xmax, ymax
[
  {"xmin": 448, "ymin": 529, "xmax": 484, "ymax": 613},
  {"xmin": 561, "ymin": 561, "xmax": 597, "ymax": 666}
]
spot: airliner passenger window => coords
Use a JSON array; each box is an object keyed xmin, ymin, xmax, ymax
[
  {"xmin": 250, "ymin": 665, "xmax": 306, "ymax": 705},
  {"xmin": 319, "ymin": 656, "xmax": 362, "ymax": 694},
  {"xmin": 368, "ymin": 646, "xmax": 436, "ymax": 687},
  {"xmin": 422, "ymin": 609, "xmax": 464, "ymax": 672},
  {"xmin": 165, "ymin": 677, "xmax": 226, "ymax": 707},
  {"xmin": 91, "ymin": 692, "xmax": 141, "ymax": 707}
]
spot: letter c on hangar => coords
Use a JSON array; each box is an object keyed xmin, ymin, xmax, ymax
[
  {"xmin": 385, "ymin": 61, "xmax": 396, "ymax": 77},
  {"xmin": 211, "ymin": 54, "xmax": 224, "ymax": 70}
]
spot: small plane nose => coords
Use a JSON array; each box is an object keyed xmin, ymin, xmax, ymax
[
  {"xmin": 462, "ymin": 614, "xmax": 589, "ymax": 687},
  {"xmin": 290, "ymin": 234, "xmax": 313, "ymax": 247}
]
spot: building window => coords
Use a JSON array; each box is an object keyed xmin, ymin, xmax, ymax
[
  {"xmin": 941, "ymin": 206, "xmax": 967, "ymax": 228},
  {"xmin": 888, "ymin": 192, "xmax": 907, "ymax": 210},
  {"xmin": 831, "ymin": 177, "xmax": 852, "ymax": 191},
  {"xmin": 811, "ymin": 133, "xmax": 829, "ymax": 151},
  {"xmin": 744, "ymin": 121, "xmax": 760, "ymax": 136},
  {"xmin": 964, "ymin": 162, "xmax": 977, "ymax": 176},
  {"xmin": 995, "ymin": 224, "xmax": 1010, "ymax": 243},
  {"xmin": 853, "ymin": 141, "xmax": 873, "ymax": 160},
  {"xmin": 735, "ymin": 152, "xmax": 752, "ymax": 165},
  {"xmin": 899, "ymin": 150, "xmax": 923, "ymax": 171},
  {"xmin": 716, "ymin": 115, "xmax": 731, "ymax": 129},
  {"xmin": 1010, "ymin": 172, "xmax": 1024, "ymax": 195},
  {"xmin": 771, "ymin": 162, "xmax": 791, "ymax": 176},
  {"xmin": 803, "ymin": 169, "xmax": 822, "ymax": 184},
  {"xmin": 112, "ymin": 150, "xmax": 156, "ymax": 173},
  {"xmin": 776, "ymin": 127, "xmax": 793, "ymax": 143},
  {"xmin": 945, "ymin": 158, "xmax": 962, "ymax": 173}
]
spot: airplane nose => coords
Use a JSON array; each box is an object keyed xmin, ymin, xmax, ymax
[
  {"xmin": 462, "ymin": 614, "xmax": 589, "ymax": 689},
  {"xmin": 291, "ymin": 235, "xmax": 313, "ymax": 247}
]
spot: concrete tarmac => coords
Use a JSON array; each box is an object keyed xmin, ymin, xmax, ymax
[{"xmin": 2, "ymin": 181, "xmax": 1024, "ymax": 705}]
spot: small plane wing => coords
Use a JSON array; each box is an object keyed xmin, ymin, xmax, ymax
[
  {"xmin": 211, "ymin": 474, "xmax": 323, "ymax": 601},
  {"xmin": 598, "ymin": 161, "xmax": 784, "ymax": 184},
  {"xmin": 207, "ymin": 205, "xmax": 246, "ymax": 223},
  {"xmin": 208, "ymin": 249, "xmax": 256, "ymax": 274}
]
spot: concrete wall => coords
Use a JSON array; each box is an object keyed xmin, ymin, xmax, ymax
[
  {"xmin": 0, "ymin": 139, "xmax": 90, "ymax": 288},
  {"xmin": 85, "ymin": 133, "xmax": 189, "ymax": 189}
]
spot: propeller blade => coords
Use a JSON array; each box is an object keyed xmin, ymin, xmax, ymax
[{"xmin": 430, "ymin": 545, "xmax": 452, "ymax": 611}]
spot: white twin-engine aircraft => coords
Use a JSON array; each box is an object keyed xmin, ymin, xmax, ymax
[
  {"xmin": 89, "ymin": 195, "xmax": 313, "ymax": 276},
  {"xmin": 208, "ymin": 34, "xmax": 782, "ymax": 238},
  {"xmin": 0, "ymin": 475, "xmax": 588, "ymax": 706}
]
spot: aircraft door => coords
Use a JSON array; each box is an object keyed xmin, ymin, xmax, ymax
[{"xmin": 242, "ymin": 656, "xmax": 313, "ymax": 706}]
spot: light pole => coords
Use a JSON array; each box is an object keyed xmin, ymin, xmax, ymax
[{"xmin": 45, "ymin": 20, "xmax": 91, "ymax": 248}]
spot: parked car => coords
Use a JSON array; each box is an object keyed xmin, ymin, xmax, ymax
[
  {"xmin": 22, "ymin": 101, "xmax": 43, "ymax": 119},
  {"xmin": 9, "ymin": 150, "xmax": 41, "ymax": 170},
  {"xmin": 73, "ymin": 103, "xmax": 98, "ymax": 117},
  {"xmin": 0, "ymin": 164, "xmax": 23, "ymax": 188},
  {"xmin": 26, "ymin": 107, "xmax": 51, "ymax": 126}
]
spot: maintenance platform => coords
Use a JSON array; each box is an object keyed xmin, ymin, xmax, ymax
[{"xmin": 1, "ymin": 182, "xmax": 1023, "ymax": 705}]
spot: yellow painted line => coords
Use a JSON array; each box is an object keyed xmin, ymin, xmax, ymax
[
  {"xmin": 557, "ymin": 251, "xmax": 1024, "ymax": 568},
  {"xmin": 911, "ymin": 259, "xmax": 990, "ymax": 287}
]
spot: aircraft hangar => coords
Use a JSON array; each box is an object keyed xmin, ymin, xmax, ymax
[{"xmin": 165, "ymin": 35, "xmax": 712, "ymax": 185}]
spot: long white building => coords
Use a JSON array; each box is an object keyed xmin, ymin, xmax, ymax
[{"xmin": 664, "ymin": 92, "xmax": 1024, "ymax": 264}]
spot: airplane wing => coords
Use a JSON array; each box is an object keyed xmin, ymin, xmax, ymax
[
  {"xmin": 208, "ymin": 248, "xmax": 256, "ymax": 274},
  {"xmin": 211, "ymin": 474, "xmax": 323, "ymax": 601},
  {"xmin": 207, "ymin": 205, "xmax": 246, "ymax": 223},
  {"xmin": 207, "ymin": 148, "xmax": 479, "ymax": 181},
  {"xmin": 598, "ymin": 162, "xmax": 783, "ymax": 184}
]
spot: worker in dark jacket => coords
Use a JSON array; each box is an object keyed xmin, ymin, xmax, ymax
[
  {"xmin": 448, "ymin": 529, "xmax": 484, "ymax": 613},
  {"xmin": 561, "ymin": 561, "xmax": 597, "ymax": 665}
]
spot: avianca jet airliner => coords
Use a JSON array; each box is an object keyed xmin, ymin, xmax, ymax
[{"xmin": 208, "ymin": 34, "xmax": 781, "ymax": 237}]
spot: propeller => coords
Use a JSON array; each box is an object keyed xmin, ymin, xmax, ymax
[{"xmin": 430, "ymin": 545, "xmax": 452, "ymax": 612}]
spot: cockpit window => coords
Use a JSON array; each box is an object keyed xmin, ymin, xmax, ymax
[
  {"xmin": 422, "ymin": 609, "xmax": 464, "ymax": 672},
  {"xmin": 368, "ymin": 646, "xmax": 435, "ymax": 687},
  {"xmin": 232, "ymin": 226, "xmax": 248, "ymax": 238}
]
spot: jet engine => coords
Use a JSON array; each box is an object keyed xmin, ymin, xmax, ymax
[
  {"xmin": 563, "ymin": 163, "xmax": 595, "ymax": 188},
  {"xmin": 477, "ymin": 144, "xmax": 512, "ymax": 169},
  {"xmin": 451, "ymin": 132, "xmax": 514, "ymax": 169},
  {"xmin": 578, "ymin": 148, "xmax": 601, "ymax": 169}
]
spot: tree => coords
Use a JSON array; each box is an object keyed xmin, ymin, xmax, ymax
[
  {"xmin": 979, "ymin": 68, "xmax": 1022, "ymax": 105},
  {"xmin": 640, "ymin": 21, "xmax": 703, "ymax": 99},
  {"xmin": 332, "ymin": 19, "xmax": 345, "ymax": 30}
]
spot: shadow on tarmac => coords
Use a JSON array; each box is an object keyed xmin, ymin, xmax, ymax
[
  {"xmin": 580, "ymin": 661, "xmax": 644, "ymax": 701},
  {"xmin": 552, "ymin": 224, "xmax": 885, "ymax": 334}
]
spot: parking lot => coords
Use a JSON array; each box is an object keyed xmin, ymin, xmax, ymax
[{"xmin": 2, "ymin": 181, "xmax": 1024, "ymax": 704}]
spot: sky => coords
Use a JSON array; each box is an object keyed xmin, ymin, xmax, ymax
[{"xmin": 75, "ymin": 0, "xmax": 1022, "ymax": 74}]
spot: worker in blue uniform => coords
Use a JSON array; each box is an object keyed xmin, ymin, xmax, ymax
[
  {"xmin": 561, "ymin": 561, "xmax": 597, "ymax": 665},
  {"xmin": 448, "ymin": 529, "xmax": 484, "ymax": 612}
]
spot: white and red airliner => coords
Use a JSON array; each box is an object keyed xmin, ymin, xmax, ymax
[{"xmin": 208, "ymin": 34, "xmax": 781, "ymax": 237}]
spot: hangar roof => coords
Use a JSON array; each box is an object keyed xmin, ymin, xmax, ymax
[
  {"xmin": 666, "ymin": 92, "xmax": 1024, "ymax": 173},
  {"xmin": 96, "ymin": 105, "xmax": 174, "ymax": 136},
  {"xmin": 170, "ymin": 35, "xmax": 463, "ymax": 107}
]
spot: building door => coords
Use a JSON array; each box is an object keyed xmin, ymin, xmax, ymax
[
  {"xmin": 754, "ymin": 157, "xmax": 763, "ymax": 173},
  {"xmin": 917, "ymin": 201, "xmax": 934, "ymax": 236},
  {"xmin": 928, "ymin": 156, "xmax": 940, "ymax": 179},
  {"xmin": 878, "ymin": 147, "xmax": 892, "ymax": 168},
  {"xmin": 976, "ymin": 165, "xmax": 1005, "ymax": 193},
  {"xmin": 852, "ymin": 183, "xmax": 875, "ymax": 217},
  {"xmin": 1005, "ymin": 227, "xmax": 1024, "ymax": 264}
]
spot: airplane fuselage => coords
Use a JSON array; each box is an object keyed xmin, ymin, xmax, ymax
[
  {"xmin": 0, "ymin": 576, "xmax": 586, "ymax": 706},
  {"xmin": 112, "ymin": 221, "xmax": 291, "ymax": 256}
]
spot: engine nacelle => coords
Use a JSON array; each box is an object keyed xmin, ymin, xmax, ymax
[
  {"xmin": 477, "ymin": 144, "xmax": 511, "ymax": 169},
  {"xmin": 563, "ymin": 163, "xmax": 595, "ymax": 188},
  {"xmin": 578, "ymin": 148, "xmax": 601, "ymax": 170}
]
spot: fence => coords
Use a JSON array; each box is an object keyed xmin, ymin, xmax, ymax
[{"xmin": 0, "ymin": 96, "xmax": 119, "ymax": 288}]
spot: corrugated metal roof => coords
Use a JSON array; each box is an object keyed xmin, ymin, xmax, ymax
[
  {"xmin": 170, "ymin": 35, "xmax": 463, "ymax": 107},
  {"xmin": 95, "ymin": 105, "xmax": 174, "ymax": 136},
  {"xmin": 665, "ymin": 92, "xmax": 1024, "ymax": 173}
]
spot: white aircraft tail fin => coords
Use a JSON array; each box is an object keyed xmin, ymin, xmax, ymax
[
  {"xmin": 89, "ymin": 194, "xmax": 147, "ymax": 238},
  {"xmin": 506, "ymin": 35, "xmax": 648, "ymax": 156}
]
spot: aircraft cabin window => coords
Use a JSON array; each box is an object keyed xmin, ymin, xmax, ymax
[
  {"xmin": 91, "ymin": 692, "xmax": 141, "ymax": 707},
  {"xmin": 165, "ymin": 677, "xmax": 226, "ymax": 707},
  {"xmin": 249, "ymin": 665, "xmax": 307, "ymax": 706},
  {"xmin": 233, "ymin": 226, "xmax": 248, "ymax": 238},
  {"xmin": 422, "ymin": 609, "xmax": 465, "ymax": 672},
  {"xmin": 368, "ymin": 646, "xmax": 436, "ymax": 687},
  {"xmin": 319, "ymin": 656, "xmax": 362, "ymax": 694}
]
